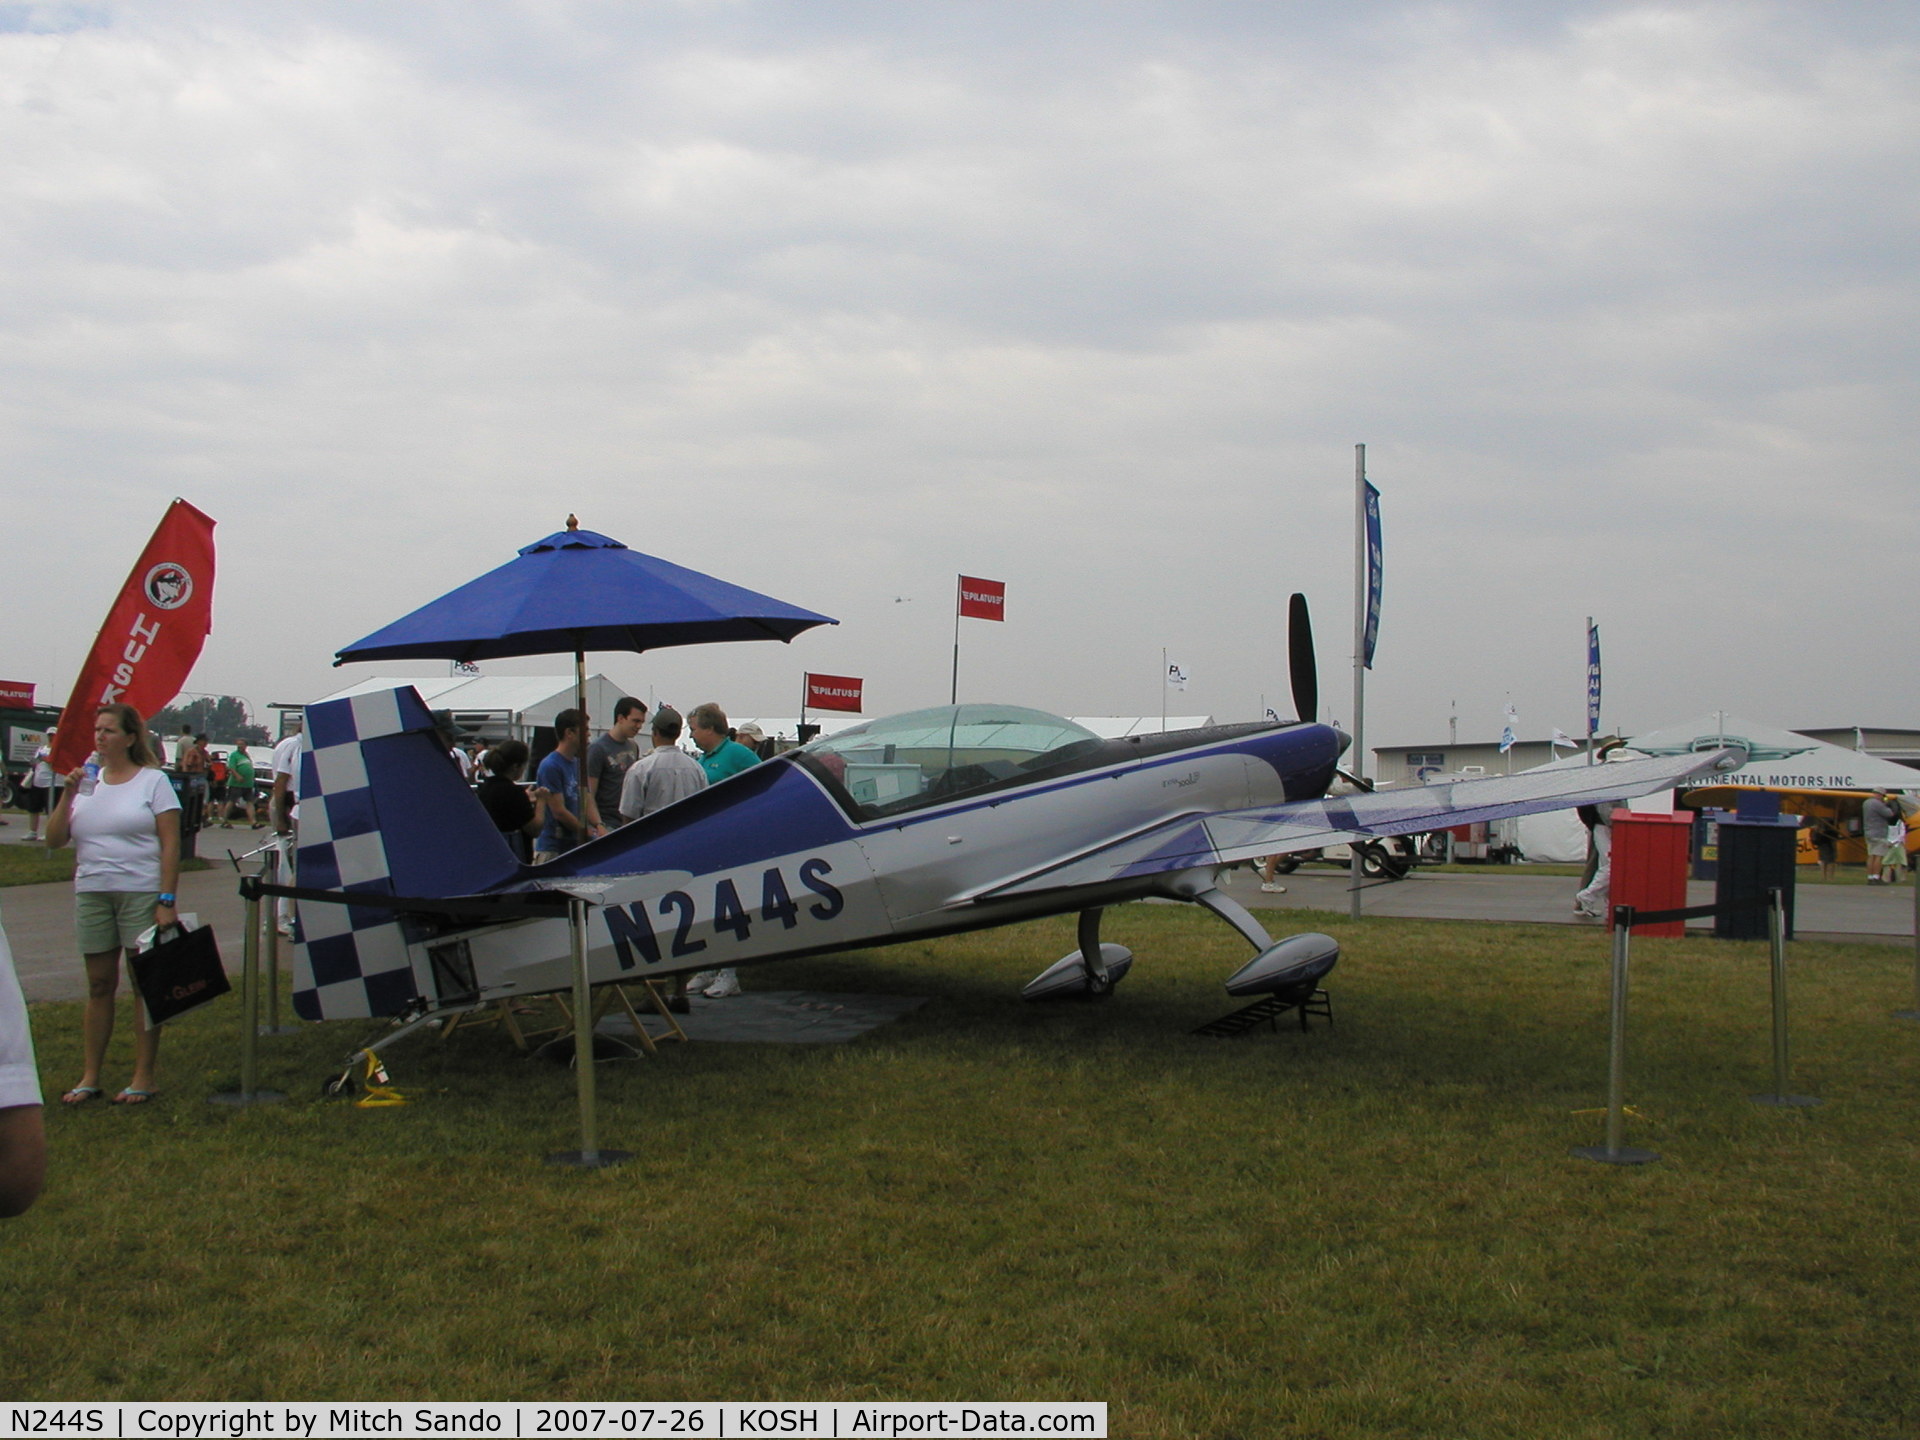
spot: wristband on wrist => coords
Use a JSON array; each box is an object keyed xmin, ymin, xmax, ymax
[{"xmin": 157, "ymin": 893, "xmax": 176, "ymax": 906}]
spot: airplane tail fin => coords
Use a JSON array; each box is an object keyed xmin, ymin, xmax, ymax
[{"xmin": 289, "ymin": 686, "xmax": 521, "ymax": 1021}]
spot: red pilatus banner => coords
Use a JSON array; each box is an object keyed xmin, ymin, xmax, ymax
[
  {"xmin": 956, "ymin": 575, "xmax": 1005, "ymax": 621},
  {"xmin": 805, "ymin": 673, "xmax": 864, "ymax": 713},
  {"xmin": 50, "ymin": 499, "xmax": 216, "ymax": 774}
]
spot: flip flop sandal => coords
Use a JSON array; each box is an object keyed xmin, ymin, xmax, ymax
[
  {"xmin": 61, "ymin": 1086, "xmax": 104, "ymax": 1106},
  {"xmin": 111, "ymin": 1088, "xmax": 158, "ymax": 1105}
]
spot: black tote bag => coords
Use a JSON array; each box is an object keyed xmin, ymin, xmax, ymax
[{"xmin": 129, "ymin": 921, "xmax": 232, "ymax": 1025}]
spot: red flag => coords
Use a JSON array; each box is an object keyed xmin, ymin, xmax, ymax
[
  {"xmin": 957, "ymin": 575, "xmax": 1005, "ymax": 621},
  {"xmin": 805, "ymin": 673, "xmax": 864, "ymax": 714},
  {"xmin": 50, "ymin": 499, "xmax": 216, "ymax": 774},
  {"xmin": 0, "ymin": 681, "xmax": 34, "ymax": 708}
]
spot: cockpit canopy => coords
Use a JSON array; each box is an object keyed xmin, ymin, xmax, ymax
[{"xmin": 794, "ymin": 704, "xmax": 1106, "ymax": 820}]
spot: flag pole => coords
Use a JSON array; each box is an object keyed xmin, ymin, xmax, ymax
[
  {"xmin": 950, "ymin": 575, "xmax": 961, "ymax": 705},
  {"xmin": 799, "ymin": 672, "xmax": 809, "ymax": 743},
  {"xmin": 1350, "ymin": 443, "xmax": 1366, "ymax": 921},
  {"xmin": 1586, "ymin": 617, "xmax": 1596, "ymax": 765},
  {"xmin": 1161, "ymin": 648, "xmax": 1168, "ymax": 734}
]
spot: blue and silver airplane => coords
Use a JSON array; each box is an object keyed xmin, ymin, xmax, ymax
[{"xmin": 286, "ymin": 682, "xmax": 1733, "ymax": 1025}]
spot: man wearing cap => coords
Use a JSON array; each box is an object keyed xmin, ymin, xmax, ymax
[
  {"xmin": 619, "ymin": 706, "xmax": 707, "ymax": 824},
  {"xmin": 1863, "ymin": 791, "xmax": 1898, "ymax": 884}
]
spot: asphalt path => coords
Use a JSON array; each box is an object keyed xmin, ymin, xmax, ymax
[
  {"xmin": 5, "ymin": 840, "xmax": 1914, "ymax": 1005},
  {"xmin": 2, "ymin": 830, "xmax": 266, "ymax": 1005},
  {"xmin": 1220, "ymin": 865, "xmax": 1920, "ymax": 946}
]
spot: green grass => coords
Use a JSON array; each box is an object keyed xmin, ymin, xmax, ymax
[
  {"xmin": 5, "ymin": 906, "xmax": 1918, "ymax": 1436},
  {"xmin": 0, "ymin": 846, "xmax": 214, "ymax": 887}
]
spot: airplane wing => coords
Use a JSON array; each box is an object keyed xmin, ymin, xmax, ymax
[{"xmin": 969, "ymin": 748, "xmax": 1737, "ymax": 901}]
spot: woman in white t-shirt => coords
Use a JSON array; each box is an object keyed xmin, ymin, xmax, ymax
[
  {"xmin": 25, "ymin": 731, "xmax": 57, "ymax": 842},
  {"xmin": 44, "ymin": 704, "xmax": 181, "ymax": 1107}
]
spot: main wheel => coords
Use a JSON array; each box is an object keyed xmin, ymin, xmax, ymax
[{"xmin": 1357, "ymin": 845, "xmax": 1408, "ymax": 880}]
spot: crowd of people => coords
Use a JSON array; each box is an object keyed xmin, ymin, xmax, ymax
[
  {"xmin": 16, "ymin": 725, "xmax": 265, "ymax": 842},
  {"xmin": 463, "ymin": 696, "xmax": 769, "ymax": 1006},
  {"xmin": 0, "ymin": 692, "xmax": 765, "ymax": 1143}
]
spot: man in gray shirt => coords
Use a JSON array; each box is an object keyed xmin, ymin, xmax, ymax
[
  {"xmin": 585, "ymin": 696, "xmax": 648, "ymax": 830},
  {"xmin": 618, "ymin": 706, "xmax": 708, "ymax": 822},
  {"xmin": 1863, "ymin": 791, "xmax": 1900, "ymax": 884}
]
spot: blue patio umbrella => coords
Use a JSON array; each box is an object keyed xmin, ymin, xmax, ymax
[
  {"xmin": 331, "ymin": 517, "xmax": 835, "ymax": 1169},
  {"xmin": 335, "ymin": 519, "xmax": 836, "ymax": 665}
]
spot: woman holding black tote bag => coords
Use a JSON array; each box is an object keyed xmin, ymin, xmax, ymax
[{"xmin": 45, "ymin": 704, "xmax": 181, "ymax": 1107}]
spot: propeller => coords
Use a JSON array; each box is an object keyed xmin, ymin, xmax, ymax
[{"xmin": 1287, "ymin": 592, "xmax": 1318, "ymax": 723}]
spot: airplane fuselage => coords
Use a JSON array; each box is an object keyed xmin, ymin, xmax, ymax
[{"xmin": 411, "ymin": 718, "xmax": 1342, "ymax": 1009}]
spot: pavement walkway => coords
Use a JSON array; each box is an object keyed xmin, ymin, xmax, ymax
[
  {"xmin": 1, "ymin": 829, "xmax": 267, "ymax": 1004},
  {"xmin": 1224, "ymin": 866, "xmax": 1920, "ymax": 945}
]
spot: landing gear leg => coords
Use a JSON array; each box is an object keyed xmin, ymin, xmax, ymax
[
  {"xmin": 1077, "ymin": 908, "xmax": 1110, "ymax": 993},
  {"xmin": 1182, "ymin": 883, "xmax": 1276, "ymax": 955}
]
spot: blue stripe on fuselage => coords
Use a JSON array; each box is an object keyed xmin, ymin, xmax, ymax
[
  {"xmin": 496, "ymin": 723, "xmax": 1339, "ymax": 893},
  {"xmin": 514, "ymin": 759, "xmax": 857, "ymax": 884},
  {"xmin": 839, "ymin": 723, "xmax": 1341, "ymax": 835}
]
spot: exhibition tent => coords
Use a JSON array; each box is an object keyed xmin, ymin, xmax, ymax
[{"xmin": 1515, "ymin": 714, "xmax": 1920, "ymax": 862}]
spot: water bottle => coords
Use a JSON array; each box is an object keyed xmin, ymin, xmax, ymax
[{"xmin": 79, "ymin": 757, "xmax": 100, "ymax": 797}]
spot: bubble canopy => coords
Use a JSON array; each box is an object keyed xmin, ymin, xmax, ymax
[{"xmin": 794, "ymin": 704, "xmax": 1107, "ymax": 819}]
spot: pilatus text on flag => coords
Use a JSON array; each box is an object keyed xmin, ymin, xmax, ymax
[
  {"xmin": 957, "ymin": 576, "xmax": 1006, "ymax": 621},
  {"xmin": 806, "ymin": 673, "xmax": 865, "ymax": 713}
]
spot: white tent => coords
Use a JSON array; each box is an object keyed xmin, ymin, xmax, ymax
[
  {"xmin": 314, "ymin": 674, "xmax": 632, "ymax": 737},
  {"xmin": 1513, "ymin": 714, "xmax": 1920, "ymax": 862}
]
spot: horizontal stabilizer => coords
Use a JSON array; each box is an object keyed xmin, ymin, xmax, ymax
[{"xmin": 973, "ymin": 749, "xmax": 1735, "ymax": 900}]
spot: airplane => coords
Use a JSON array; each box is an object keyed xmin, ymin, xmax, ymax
[{"xmin": 284, "ymin": 655, "xmax": 1738, "ymax": 1036}]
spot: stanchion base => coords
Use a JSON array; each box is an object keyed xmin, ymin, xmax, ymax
[
  {"xmin": 1570, "ymin": 1144, "xmax": 1660, "ymax": 1166},
  {"xmin": 1750, "ymin": 1093, "xmax": 1822, "ymax": 1107},
  {"xmin": 1892, "ymin": 1009, "xmax": 1920, "ymax": 1022},
  {"xmin": 544, "ymin": 1149, "xmax": 634, "ymax": 1169},
  {"xmin": 209, "ymin": 1090, "xmax": 289, "ymax": 1107}
]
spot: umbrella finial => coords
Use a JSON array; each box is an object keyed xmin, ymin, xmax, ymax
[{"xmin": 565, "ymin": 513, "xmax": 579, "ymax": 531}]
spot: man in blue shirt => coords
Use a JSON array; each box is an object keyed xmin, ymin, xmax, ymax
[
  {"xmin": 531, "ymin": 709, "xmax": 588, "ymax": 863},
  {"xmin": 689, "ymin": 703, "xmax": 761, "ymax": 785}
]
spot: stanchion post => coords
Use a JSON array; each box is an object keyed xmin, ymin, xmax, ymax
[
  {"xmin": 211, "ymin": 879, "xmax": 287, "ymax": 1108},
  {"xmin": 1752, "ymin": 887, "xmax": 1820, "ymax": 1108},
  {"xmin": 1896, "ymin": 869, "xmax": 1920, "ymax": 1022},
  {"xmin": 1572, "ymin": 905, "xmax": 1659, "ymax": 1165},
  {"xmin": 256, "ymin": 843, "xmax": 299, "ymax": 1037},
  {"xmin": 546, "ymin": 894, "xmax": 632, "ymax": 1169}
]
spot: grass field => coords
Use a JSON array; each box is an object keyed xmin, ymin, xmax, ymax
[
  {"xmin": 0, "ymin": 844, "xmax": 215, "ymax": 888},
  {"xmin": 4, "ymin": 905, "xmax": 1917, "ymax": 1436}
]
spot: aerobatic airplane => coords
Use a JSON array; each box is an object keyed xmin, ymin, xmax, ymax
[{"xmin": 286, "ymin": 678, "xmax": 1735, "ymax": 1027}]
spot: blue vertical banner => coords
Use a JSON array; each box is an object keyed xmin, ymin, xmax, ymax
[
  {"xmin": 1362, "ymin": 480, "xmax": 1383, "ymax": 669},
  {"xmin": 1586, "ymin": 621, "xmax": 1602, "ymax": 736}
]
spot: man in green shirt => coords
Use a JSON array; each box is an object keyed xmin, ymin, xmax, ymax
[
  {"xmin": 689, "ymin": 703, "xmax": 762, "ymax": 785},
  {"xmin": 222, "ymin": 744, "xmax": 257, "ymax": 828},
  {"xmin": 684, "ymin": 703, "xmax": 762, "ymax": 1001}
]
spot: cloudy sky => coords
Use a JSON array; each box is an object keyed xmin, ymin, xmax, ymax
[{"xmin": 6, "ymin": 1, "xmax": 1916, "ymax": 756}]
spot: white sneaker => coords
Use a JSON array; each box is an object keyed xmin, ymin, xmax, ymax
[
  {"xmin": 1260, "ymin": 881, "xmax": 1287, "ymax": 894},
  {"xmin": 703, "ymin": 969, "xmax": 741, "ymax": 999},
  {"xmin": 683, "ymin": 970, "xmax": 717, "ymax": 995}
]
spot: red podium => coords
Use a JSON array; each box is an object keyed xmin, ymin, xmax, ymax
[{"xmin": 1609, "ymin": 812, "xmax": 1694, "ymax": 935}]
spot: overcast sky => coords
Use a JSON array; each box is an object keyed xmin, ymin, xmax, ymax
[{"xmin": 6, "ymin": 1, "xmax": 1916, "ymax": 755}]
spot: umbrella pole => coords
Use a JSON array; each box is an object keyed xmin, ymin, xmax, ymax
[
  {"xmin": 574, "ymin": 647, "xmax": 590, "ymax": 840},
  {"xmin": 545, "ymin": 893, "xmax": 631, "ymax": 1169},
  {"xmin": 545, "ymin": 645, "xmax": 630, "ymax": 1169}
]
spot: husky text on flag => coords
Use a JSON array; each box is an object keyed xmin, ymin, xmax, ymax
[{"xmin": 51, "ymin": 500, "xmax": 216, "ymax": 774}]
